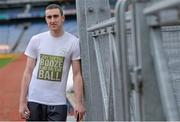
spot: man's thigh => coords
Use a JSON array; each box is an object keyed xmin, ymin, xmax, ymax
[
  {"xmin": 47, "ymin": 105, "xmax": 67, "ymax": 121},
  {"xmin": 27, "ymin": 102, "xmax": 47, "ymax": 121}
]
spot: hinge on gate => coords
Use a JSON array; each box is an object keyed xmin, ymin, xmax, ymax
[
  {"xmin": 130, "ymin": 66, "xmax": 143, "ymax": 94},
  {"xmin": 91, "ymin": 26, "xmax": 115, "ymax": 37},
  {"xmin": 139, "ymin": 79, "xmax": 143, "ymax": 95},
  {"xmin": 130, "ymin": 81, "xmax": 143, "ymax": 94}
]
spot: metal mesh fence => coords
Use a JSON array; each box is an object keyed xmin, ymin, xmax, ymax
[{"xmin": 162, "ymin": 26, "xmax": 180, "ymax": 112}]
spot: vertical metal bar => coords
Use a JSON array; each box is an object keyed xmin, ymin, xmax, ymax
[
  {"xmin": 106, "ymin": 32, "xmax": 114, "ymax": 121},
  {"xmin": 150, "ymin": 27, "xmax": 180, "ymax": 120},
  {"xmin": 108, "ymin": 33, "xmax": 115, "ymax": 121},
  {"xmin": 115, "ymin": 0, "xmax": 131, "ymax": 120},
  {"xmin": 115, "ymin": 1, "xmax": 125, "ymax": 120},
  {"xmin": 109, "ymin": 32, "xmax": 125, "ymax": 120},
  {"xmin": 93, "ymin": 37, "xmax": 109, "ymax": 120},
  {"xmin": 130, "ymin": 0, "xmax": 142, "ymax": 120}
]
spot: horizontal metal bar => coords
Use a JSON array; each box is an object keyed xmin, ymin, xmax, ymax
[
  {"xmin": 91, "ymin": 27, "xmax": 114, "ymax": 37},
  {"xmin": 87, "ymin": 17, "xmax": 115, "ymax": 32},
  {"xmin": 159, "ymin": 21, "xmax": 180, "ymax": 26},
  {"xmin": 144, "ymin": 0, "xmax": 180, "ymax": 15},
  {"xmin": 146, "ymin": 10, "xmax": 180, "ymax": 26},
  {"xmin": 87, "ymin": 11, "xmax": 132, "ymax": 32}
]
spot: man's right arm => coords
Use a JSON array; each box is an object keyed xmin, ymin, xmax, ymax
[{"xmin": 19, "ymin": 56, "xmax": 36, "ymax": 119}]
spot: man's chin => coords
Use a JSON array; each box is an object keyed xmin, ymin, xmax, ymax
[{"xmin": 51, "ymin": 28, "xmax": 59, "ymax": 31}]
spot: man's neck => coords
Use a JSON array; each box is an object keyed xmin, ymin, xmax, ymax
[{"xmin": 50, "ymin": 29, "xmax": 64, "ymax": 38}]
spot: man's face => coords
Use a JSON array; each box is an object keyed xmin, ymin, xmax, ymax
[{"xmin": 45, "ymin": 8, "xmax": 65, "ymax": 31}]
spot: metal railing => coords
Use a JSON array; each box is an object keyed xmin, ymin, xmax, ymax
[
  {"xmin": 77, "ymin": 0, "xmax": 180, "ymax": 121},
  {"xmin": 86, "ymin": 0, "xmax": 133, "ymax": 120}
]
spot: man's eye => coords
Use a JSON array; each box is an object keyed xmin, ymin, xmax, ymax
[
  {"xmin": 47, "ymin": 16, "xmax": 52, "ymax": 19},
  {"xmin": 53, "ymin": 15, "xmax": 59, "ymax": 18},
  {"xmin": 46, "ymin": 15, "xmax": 59, "ymax": 19}
]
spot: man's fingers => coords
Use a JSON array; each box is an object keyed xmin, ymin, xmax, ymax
[
  {"xmin": 76, "ymin": 112, "xmax": 84, "ymax": 121},
  {"xmin": 79, "ymin": 112, "xmax": 84, "ymax": 120},
  {"xmin": 20, "ymin": 111, "xmax": 30, "ymax": 119},
  {"xmin": 76, "ymin": 112, "xmax": 79, "ymax": 121},
  {"xmin": 24, "ymin": 111, "xmax": 30, "ymax": 118}
]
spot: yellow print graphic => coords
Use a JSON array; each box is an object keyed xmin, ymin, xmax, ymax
[{"xmin": 37, "ymin": 54, "xmax": 64, "ymax": 81}]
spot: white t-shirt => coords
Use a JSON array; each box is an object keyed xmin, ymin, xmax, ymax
[{"xmin": 25, "ymin": 31, "xmax": 80, "ymax": 105}]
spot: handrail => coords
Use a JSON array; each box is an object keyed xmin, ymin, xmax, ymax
[
  {"xmin": 115, "ymin": 0, "xmax": 131, "ymax": 120},
  {"xmin": 144, "ymin": 0, "xmax": 180, "ymax": 15}
]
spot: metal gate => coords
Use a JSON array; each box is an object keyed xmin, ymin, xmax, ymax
[{"xmin": 76, "ymin": 0, "xmax": 180, "ymax": 121}]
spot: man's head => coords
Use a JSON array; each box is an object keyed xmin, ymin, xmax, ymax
[{"xmin": 45, "ymin": 4, "xmax": 65, "ymax": 32}]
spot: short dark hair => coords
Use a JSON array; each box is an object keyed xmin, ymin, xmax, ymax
[{"xmin": 46, "ymin": 4, "xmax": 64, "ymax": 16}]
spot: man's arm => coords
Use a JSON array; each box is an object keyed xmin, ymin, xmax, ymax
[
  {"xmin": 19, "ymin": 56, "xmax": 36, "ymax": 119},
  {"xmin": 72, "ymin": 59, "xmax": 85, "ymax": 120}
]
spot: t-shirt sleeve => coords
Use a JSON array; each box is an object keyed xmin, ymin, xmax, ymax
[
  {"xmin": 24, "ymin": 36, "xmax": 38, "ymax": 59},
  {"xmin": 71, "ymin": 39, "xmax": 80, "ymax": 60}
]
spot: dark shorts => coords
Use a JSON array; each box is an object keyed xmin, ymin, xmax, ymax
[{"xmin": 27, "ymin": 102, "xmax": 67, "ymax": 121}]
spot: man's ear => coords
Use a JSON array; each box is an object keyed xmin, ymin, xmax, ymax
[
  {"xmin": 45, "ymin": 15, "xmax": 48, "ymax": 24},
  {"xmin": 45, "ymin": 17, "xmax": 47, "ymax": 23},
  {"xmin": 62, "ymin": 15, "xmax": 65, "ymax": 22}
]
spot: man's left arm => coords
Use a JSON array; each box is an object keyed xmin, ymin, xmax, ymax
[{"xmin": 72, "ymin": 59, "xmax": 85, "ymax": 120}]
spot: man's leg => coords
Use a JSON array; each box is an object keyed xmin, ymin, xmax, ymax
[
  {"xmin": 47, "ymin": 105, "xmax": 67, "ymax": 121},
  {"xmin": 27, "ymin": 102, "xmax": 43, "ymax": 121}
]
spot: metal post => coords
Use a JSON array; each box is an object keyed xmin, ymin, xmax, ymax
[
  {"xmin": 130, "ymin": 0, "xmax": 142, "ymax": 120},
  {"xmin": 135, "ymin": 1, "xmax": 166, "ymax": 120},
  {"xmin": 76, "ymin": 0, "xmax": 93, "ymax": 120},
  {"xmin": 115, "ymin": 0, "xmax": 131, "ymax": 120},
  {"xmin": 76, "ymin": 0, "xmax": 111, "ymax": 120}
]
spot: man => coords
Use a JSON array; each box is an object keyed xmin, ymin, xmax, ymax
[{"xmin": 19, "ymin": 4, "xmax": 85, "ymax": 121}]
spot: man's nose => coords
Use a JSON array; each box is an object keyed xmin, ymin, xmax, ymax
[{"xmin": 50, "ymin": 17, "xmax": 55, "ymax": 22}]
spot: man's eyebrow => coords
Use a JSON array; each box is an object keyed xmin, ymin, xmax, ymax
[
  {"xmin": 46, "ymin": 14, "xmax": 60, "ymax": 17},
  {"xmin": 46, "ymin": 14, "xmax": 60, "ymax": 16}
]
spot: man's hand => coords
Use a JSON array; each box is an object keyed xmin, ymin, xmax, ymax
[
  {"xmin": 74, "ymin": 103, "xmax": 85, "ymax": 121},
  {"xmin": 19, "ymin": 56, "xmax": 35, "ymax": 119},
  {"xmin": 19, "ymin": 101, "xmax": 30, "ymax": 119}
]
